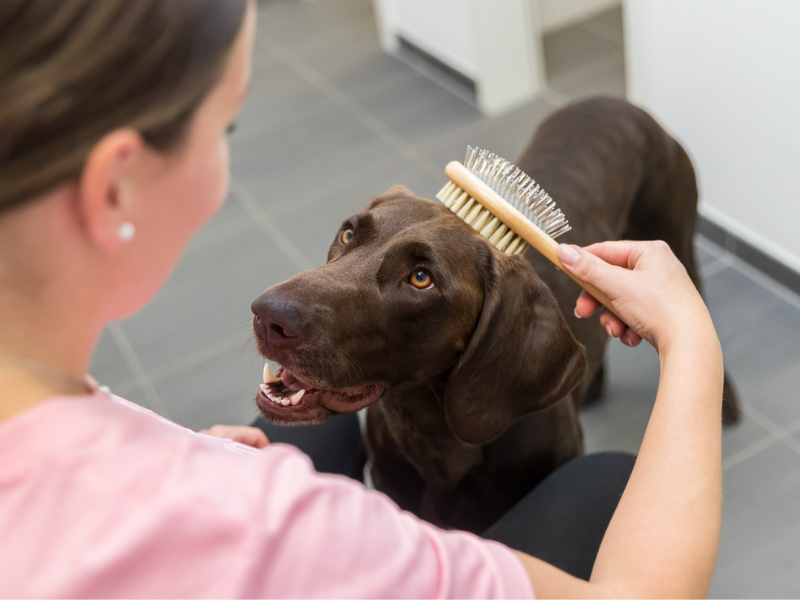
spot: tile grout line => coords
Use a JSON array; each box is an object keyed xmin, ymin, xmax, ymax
[
  {"xmin": 231, "ymin": 178, "xmax": 315, "ymax": 272},
  {"xmin": 717, "ymin": 251, "xmax": 800, "ymax": 315},
  {"xmin": 148, "ymin": 331, "xmax": 254, "ymax": 386},
  {"xmin": 722, "ymin": 435, "xmax": 779, "ymax": 472},
  {"xmin": 546, "ymin": 50, "xmax": 624, "ymax": 94},
  {"xmin": 694, "ymin": 235, "xmax": 729, "ymax": 262},
  {"xmin": 740, "ymin": 399, "xmax": 800, "ymax": 458},
  {"xmin": 391, "ymin": 49, "xmax": 479, "ymax": 108},
  {"xmin": 107, "ymin": 322, "xmax": 171, "ymax": 418},
  {"xmin": 267, "ymin": 153, "xmax": 409, "ymax": 218},
  {"xmin": 259, "ymin": 35, "xmax": 445, "ymax": 184},
  {"xmin": 540, "ymin": 87, "xmax": 572, "ymax": 108},
  {"xmin": 268, "ymin": 14, "xmax": 377, "ymax": 56},
  {"xmin": 230, "ymin": 102, "xmax": 340, "ymax": 150},
  {"xmin": 348, "ymin": 68, "xmax": 421, "ymax": 103},
  {"xmin": 577, "ymin": 20, "xmax": 624, "ymax": 48},
  {"xmin": 416, "ymin": 94, "xmax": 563, "ymax": 158},
  {"xmin": 110, "ymin": 331, "xmax": 256, "ymax": 397},
  {"xmin": 700, "ymin": 256, "xmax": 731, "ymax": 280}
]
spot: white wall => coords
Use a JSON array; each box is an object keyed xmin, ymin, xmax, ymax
[
  {"xmin": 373, "ymin": 0, "xmax": 545, "ymax": 115},
  {"xmin": 625, "ymin": 0, "xmax": 800, "ymax": 273},
  {"xmin": 378, "ymin": 0, "xmax": 479, "ymax": 78}
]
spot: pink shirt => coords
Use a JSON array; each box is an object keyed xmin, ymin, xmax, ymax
[{"xmin": 0, "ymin": 384, "xmax": 533, "ymax": 598}]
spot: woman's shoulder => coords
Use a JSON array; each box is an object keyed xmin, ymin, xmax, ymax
[{"xmin": 0, "ymin": 385, "xmax": 305, "ymax": 490}]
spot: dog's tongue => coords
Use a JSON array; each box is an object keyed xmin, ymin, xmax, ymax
[{"xmin": 280, "ymin": 369, "xmax": 315, "ymax": 392}]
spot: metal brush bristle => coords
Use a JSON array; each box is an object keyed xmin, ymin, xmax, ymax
[
  {"xmin": 436, "ymin": 145, "xmax": 571, "ymax": 255},
  {"xmin": 463, "ymin": 146, "xmax": 571, "ymax": 239}
]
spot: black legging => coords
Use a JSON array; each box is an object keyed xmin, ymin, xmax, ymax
[{"xmin": 252, "ymin": 414, "xmax": 635, "ymax": 581}]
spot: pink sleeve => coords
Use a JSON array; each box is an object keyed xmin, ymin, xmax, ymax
[
  {"xmin": 241, "ymin": 444, "xmax": 535, "ymax": 598},
  {"xmin": 0, "ymin": 396, "xmax": 534, "ymax": 598}
]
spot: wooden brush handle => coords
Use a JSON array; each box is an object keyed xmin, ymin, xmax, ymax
[{"xmin": 445, "ymin": 161, "xmax": 620, "ymax": 319}]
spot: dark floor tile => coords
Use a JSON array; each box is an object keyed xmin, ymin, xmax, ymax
[
  {"xmin": 580, "ymin": 6, "xmax": 624, "ymax": 46},
  {"xmin": 580, "ymin": 338, "xmax": 660, "ymax": 455},
  {"xmin": 183, "ymin": 194, "xmax": 257, "ymax": 256},
  {"xmin": 291, "ymin": 21, "xmax": 414, "ymax": 98},
  {"xmin": 421, "ymin": 97, "xmax": 556, "ymax": 171},
  {"xmin": 721, "ymin": 414, "xmax": 775, "ymax": 467},
  {"xmin": 118, "ymin": 223, "xmax": 299, "ymax": 374},
  {"xmin": 229, "ymin": 57, "xmax": 336, "ymax": 147},
  {"xmin": 591, "ymin": 5, "xmax": 624, "ymax": 33},
  {"xmin": 271, "ymin": 159, "xmax": 443, "ymax": 267},
  {"xmin": 579, "ymin": 296, "xmax": 772, "ymax": 462},
  {"xmin": 89, "ymin": 329, "xmax": 136, "ymax": 388},
  {"xmin": 553, "ymin": 56, "xmax": 626, "ymax": 101},
  {"xmin": 695, "ymin": 238, "xmax": 726, "ymax": 269},
  {"xmin": 232, "ymin": 105, "xmax": 404, "ymax": 213},
  {"xmin": 152, "ymin": 345, "xmax": 265, "ymax": 431},
  {"xmin": 543, "ymin": 23, "xmax": 622, "ymax": 81},
  {"xmin": 704, "ymin": 267, "xmax": 800, "ymax": 425},
  {"xmin": 357, "ymin": 73, "xmax": 483, "ymax": 148},
  {"xmin": 710, "ymin": 443, "xmax": 800, "ymax": 598},
  {"xmin": 257, "ymin": 0, "xmax": 374, "ymax": 51}
]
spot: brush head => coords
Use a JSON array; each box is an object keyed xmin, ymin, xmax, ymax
[{"xmin": 436, "ymin": 146, "xmax": 571, "ymax": 255}]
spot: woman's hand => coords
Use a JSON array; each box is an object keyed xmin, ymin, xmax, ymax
[
  {"xmin": 199, "ymin": 425, "xmax": 269, "ymax": 449},
  {"xmin": 556, "ymin": 240, "xmax": 712, "ymax": 352}
]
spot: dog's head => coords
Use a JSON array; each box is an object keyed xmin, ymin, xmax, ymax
[{"xmin": 251, "ymin": 186, "xmax": 585, "ymax": 443}]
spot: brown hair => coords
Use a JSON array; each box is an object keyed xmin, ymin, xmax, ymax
[{"xmin": 0, "ymin": 0, "xmax": 248, "ymax": 212}]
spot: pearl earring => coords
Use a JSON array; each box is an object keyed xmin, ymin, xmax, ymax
[{"xmin": 118, "ymin": 222, "xmax": 135, "ymax": 242}]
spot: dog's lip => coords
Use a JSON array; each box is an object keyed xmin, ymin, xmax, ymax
[{"xmin": 257, "ymin": 365, "xmax": 386, "ymax": 415}]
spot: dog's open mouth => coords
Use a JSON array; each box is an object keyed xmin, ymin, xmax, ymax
[{"xmin": 256, "ymin": 363, "xmax": 385, "ymax": 422}]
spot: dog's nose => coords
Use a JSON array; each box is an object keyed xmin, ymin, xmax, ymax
[{"xmin": 251, "ymin": 292, "xmax": 306, "ymax": 347}]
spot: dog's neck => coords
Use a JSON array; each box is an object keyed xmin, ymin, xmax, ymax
[
  {"xmin": 374, "ymin": 373, "xmax": 483, "ymax": 488},
  {"xmin": 379, "ymin": 370, "xmax": 455, "ymax": 431}
]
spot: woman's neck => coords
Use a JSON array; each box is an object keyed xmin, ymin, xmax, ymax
[{"xmin": 0, "ymin": 193, "xmax": 104, "ymax": 420}]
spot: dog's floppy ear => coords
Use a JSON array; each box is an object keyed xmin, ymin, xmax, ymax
[
  {"xmin": 368, "ymin": 185, "xmax": 416, "ymax": 209},
  {"xmin": 444, "ymin": 251, "xmax": 586, "ymax": 445}
]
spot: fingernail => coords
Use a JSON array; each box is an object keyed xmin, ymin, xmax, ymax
[
  {"xmin": 605, "ymin": 323, "xmax": 613, "ymax": 337},
  {"xmin": 574, "ymin": 307, "xmax": 582, "ymax": 319},
  {"xmin": 557, "ymin": 244, "xmax": 581, "ymax": 267}
]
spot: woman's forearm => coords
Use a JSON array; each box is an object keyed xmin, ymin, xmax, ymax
[{"xmin": 590, "ymin": 313, "xmax": 724, "ymax": 597}]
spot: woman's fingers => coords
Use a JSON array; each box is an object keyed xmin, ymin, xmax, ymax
[
  {"xmin": 581, "ymin": 240, "xmax": 648, "ymax": 269},
  {"xmin": 574, "ymin": 290, "xmax": 602, "ymax": 318},
  {"xmin": 621, "ymin": 328, "xmax": 643, "ymax": 347},
  {"xmin": 199, "ymin": 425, "xmax": 270, "ymax": 448},
  {"xmin": 575, "ymin": 291, "xmax": 632, "ymax": 341}
]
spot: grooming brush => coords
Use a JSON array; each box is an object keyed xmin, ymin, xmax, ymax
[{"xmin": 436, "ymin": 145, "xmax": 618, "ymax": 318}]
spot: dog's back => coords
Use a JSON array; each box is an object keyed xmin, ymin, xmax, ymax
[{"xmin": 517, "ymin": 97, "xmax": 706, "ymax": 405}]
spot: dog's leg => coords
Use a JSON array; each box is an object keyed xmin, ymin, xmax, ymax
[{"xmin": 623, "ymin": 134, "xmax": 740, "ymax": 423}]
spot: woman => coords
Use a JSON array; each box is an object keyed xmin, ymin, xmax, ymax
[{"xmin": 0, "ymin": 1, "xmax": 723, "ymax": 597}]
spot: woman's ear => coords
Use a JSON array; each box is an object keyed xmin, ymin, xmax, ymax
[{"xmin": 78, "ymin": 128, "xmax": 145, "ymax": 252}]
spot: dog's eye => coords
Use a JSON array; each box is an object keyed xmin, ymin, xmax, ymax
[
  {"xmin": 341, "ymin": 228, "xmax": 354, "ymax": 245},
  {"xmin": 409, "ymin": 269, "xmax": 433, "ymax": 289}
]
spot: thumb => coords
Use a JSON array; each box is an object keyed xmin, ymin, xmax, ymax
[{"xmin": 556, "ymin": 244, "xmax": 619, "ymax": 290}]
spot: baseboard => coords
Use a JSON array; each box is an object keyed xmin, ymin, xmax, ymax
[
  {"xmin": 395, "ymin": 36, "xmax": 477, "ymax": 103},
  {"xmin": 697, "ymin": 216, "xmax": 800, "ymax": 295}
]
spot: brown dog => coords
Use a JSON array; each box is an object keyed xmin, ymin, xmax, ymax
[{"xmin": 251, "ymin": 97, "xmax": 739, "ymax": 533}]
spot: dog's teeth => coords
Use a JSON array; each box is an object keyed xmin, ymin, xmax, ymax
[
  {"xmin": 290, "ymin": 389, "xmax": 305, "ymax": 405},
  {"xmin": 260, "ymin": 383, "xmax": 269, "ymax": 394},
  {"xmin": 281, "ymin": 398, "xmax": 291, "ymax": 406},
  {"xmin": 263, "ymin": 363, "xmax": 280, "ymax": 384}
]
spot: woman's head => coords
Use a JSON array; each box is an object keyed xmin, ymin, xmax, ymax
[
  {"xmin": 0, "ymin": 0, "xmax": 249, "ymax": 212},
  {"xmin": 0, "ymin": 0, "xmax": 255, "ymax": 332}
]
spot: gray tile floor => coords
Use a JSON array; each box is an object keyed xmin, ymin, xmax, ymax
[{"xmin": 89, "ymin": 1, "xmax": 800, "ymax": 596}]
